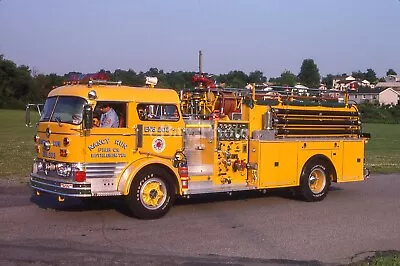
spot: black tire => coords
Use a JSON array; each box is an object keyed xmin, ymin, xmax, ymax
[
  {"xmin": 126, "ymin": 167, "xmax": 175, "ymax": 219},
  {"xmin": 299, "ymin": 159, "xmax": 331, "ymax": 202}
]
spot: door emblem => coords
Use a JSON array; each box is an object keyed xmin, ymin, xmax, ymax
[{"xmin": 152, "ymin": 137, "xmax": 165, "ymax": 153}]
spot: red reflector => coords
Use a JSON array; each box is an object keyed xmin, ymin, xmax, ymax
[
  {"xmin": 75, "ymin": 171, "xmax": 86, "ymax": 182},
  {"xmin": 181, "ymin": 179, "xmax": 188, "ymax": 189}
]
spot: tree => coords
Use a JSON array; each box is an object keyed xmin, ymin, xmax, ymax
[
  {"xmin": 352, "ymin": 70, "xmax": 365, "ymax": 80},
  {"xmin": 218, "ymin": 71, "xmax": 248, "ymax": 88},
  {"xmin": 280, "ymin": 70, "xmax": 297, "ymax": 87},
  {"xmin": 386, "ymin": 69, "xmax": 397, "ymax": 76},
  {"xmin": 248, "ymin": 70, "xmax": 267, "ymax": 84},
  {"xmin": 321, "ymin": 74, "xmax": 334, "ymax": 89},
  {"xmin": 268, "ymin": 70, "xmax": 296, "ymax": 86},
  {"xmin": 365, "ymin": 68, "xmax": 377, "ymax": 83},
  {"xmin": 298, "ymin": 59, "xmax": 320, "ymax": 88}
]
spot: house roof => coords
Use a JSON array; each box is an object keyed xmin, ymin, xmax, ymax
[
  {"xmin": 347, "ymin": 87, "xmax": 384, "ymax": 94},
  {"xmin": 376, "ymin": 82, "xmax": 400, "ymax": 88}
]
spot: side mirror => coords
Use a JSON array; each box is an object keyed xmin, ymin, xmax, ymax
[
  {"xmin": 25, "ymin": 103, "xmax": 43, "ymax": 127},
  {"xmin": 83, "ymin": 104, "xmax": 93, "ymax": 130},
  {"xmin": 25, "ymin": 104, "xmax": 32, "ymax": 127}
]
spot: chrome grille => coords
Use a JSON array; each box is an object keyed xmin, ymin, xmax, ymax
[{"xmin": 85, "ymin": 163, "xmax": 126, "ymax": 178}]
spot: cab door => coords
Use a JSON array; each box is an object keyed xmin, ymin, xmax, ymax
[
  {"xmin": 135, "ymin": 103, "xmax": 184, "ymax": 159},
  {"xmin": 85, "ymin": 102, "xmax": 135, "ymax": 164}
]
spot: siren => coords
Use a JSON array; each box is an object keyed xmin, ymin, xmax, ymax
[{"xmin": 145, "ymin": 77, "xmax": 158, "ymax": 87}]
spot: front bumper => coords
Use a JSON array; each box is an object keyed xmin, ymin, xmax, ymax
[
  {"xmin": 364, "ymin": 167, "xmax": 370, "ymax": 179},
  {"xmin": 30, "ymin": 174, "xmax": 91, "ymax": 197}
]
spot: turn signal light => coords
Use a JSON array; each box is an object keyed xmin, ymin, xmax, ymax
[
  {"xmin": 75, "ymin": 171, "xmax": 86, "ymax": 182},
  {"xmin": 60, "ymin": 149, "xmax": 68, "ymax": 157},
  {"xmin": 63, "ymin": 137, "xmax": 70, "ymax": 146}
]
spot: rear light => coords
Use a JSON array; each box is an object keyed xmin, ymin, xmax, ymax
[
  {"xmin": 75, "ymin": 171, "xmax": 86, "ymax": 182},
  {"xmin": 33, "ymin": 135, "xmax": 39, "ymax": 143},
  {"xmin": 63, "ymin": 137, "xmax": 70, "ymax": 146},
  {"xmin": 60, "ymin": 149, "xmax": 68, "ymax": 157}
]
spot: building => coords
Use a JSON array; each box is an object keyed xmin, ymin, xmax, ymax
[
  {"xmin": 379, "ymin": 88, "xmax": 400, "ymax": 105},
  {"xmin": 332, "ymin": 75, "xmax": 374, "ymax": 91},
  {"xmin": 348, "ymin": 87, "xmax": 399, "ymax": 105},
  {"xmin": 375, "ymin": 75, "xmax": 400, "ymax": 91}
]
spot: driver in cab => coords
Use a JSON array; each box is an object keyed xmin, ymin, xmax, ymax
[{"xmin": 98, "ymin": 103, "xmax": 119, "ymax": 128}]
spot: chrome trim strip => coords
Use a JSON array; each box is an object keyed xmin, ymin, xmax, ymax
[
  {"xmin": 84, "ymin": 163, "xmax": 126, "ymax": 178},
  {"xmin": 31, "ymin": 178, "xmax": 90, "ymax": 191},
  {"xmin": 185, "ymin": 183, "xmax": 256, "ymax": 195},
  {"xmin": 85, "ymin": 164, "xmax": 126, "ymax": 168},
  {"xmin": 31, "ymin": 173, "xmax": 77, "ymax": 184},
  {"xmin": 86, "ymin": 173, "xmax": 118, "ymax": 177},
  {"xmin": 93, "ymin": 191, "xmax": 123, "ymax": 196},
  {"xmin": 31, "ymin": 185, "xmax": 92, "ymax": 197}
]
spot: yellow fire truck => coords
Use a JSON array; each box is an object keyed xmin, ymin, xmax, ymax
[{"xmin": 26, "ymin": 78, "xmax": 370, "ymax": 219}]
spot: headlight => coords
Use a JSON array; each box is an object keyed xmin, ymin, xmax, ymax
[
  {"xmin": 32, "ymin": 162, "xmax": 38, "ymax": 174},
  {"xmin": 37, "ymin": 161, "xmax": 44, "ymax": 171},
  {"xmin": 56, "ymin": 163, "xmax": 72, "ymax": 177}
]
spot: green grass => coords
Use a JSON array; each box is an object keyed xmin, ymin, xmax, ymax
[
  {"xmin": 0, "ymin": 109, "xmax": 38, "ymax": 182},
  {"xmin": 363, "ymin": 124, "xmax": 400, "ymax": 173},
  {"xmin": 355, "ymin": 252, "xmax": 400, "ymax": 266},
  {"xmin": 0, "ymin": 110, "xmax": 399, "ymax": 182},
  {"xmin": 366, "ymin": 255, "xmax": 400, "ymax": 266}
]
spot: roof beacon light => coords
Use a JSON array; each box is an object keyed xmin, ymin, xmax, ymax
[
  {"xmin": 88, "ymin": 90, "xmax": 97, "ymax": 100},
  {"xmin": 145, "ymin": 77, "xmax": 158, "ymax": 88}
]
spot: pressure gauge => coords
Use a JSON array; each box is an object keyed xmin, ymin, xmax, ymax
[
  {"xmin": 235, "ymin": 131, "xmax": 241, "ymax": 140},
  {"xmin": 241, "ymin": 129, "xmax": 249, "ymax": 139}
]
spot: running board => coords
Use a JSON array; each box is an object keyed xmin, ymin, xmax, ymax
[{"xmin": 185, "ymin": 181, "xmax": 256, "ymax": 195}]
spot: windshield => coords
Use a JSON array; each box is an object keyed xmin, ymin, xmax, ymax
[
  {"xmin": 40, "ymin": 97, "xmax": 57, "ymax": 122},
  {"xmin": 40, "ymin": 96, "xmax": 87, "ymax": 125}
]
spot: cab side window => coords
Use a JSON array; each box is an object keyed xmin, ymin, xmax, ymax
[
  {"xmin": 137, "ymin": 104, "xmax": 179, "ymax": 121},
  {"xmin": 93, "ymin": 102, "xmax": 127, "ymax": 128}
]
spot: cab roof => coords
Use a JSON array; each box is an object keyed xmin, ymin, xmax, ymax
[{"xmin": 48, "ymin": 84, "xmax": 180, "ymax": 104}]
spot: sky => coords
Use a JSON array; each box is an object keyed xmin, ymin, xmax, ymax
[{"xmin": 0, "ymin": 0, "xmax": 399, "ymax": 78}]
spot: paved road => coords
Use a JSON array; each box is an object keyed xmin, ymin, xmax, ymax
[{"xmin": 0, "ymin": 174, "xmax": 399, "ymax": 265}]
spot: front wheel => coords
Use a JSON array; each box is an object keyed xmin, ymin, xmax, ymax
[
  {"xmin": 126, "ymin": 167, "xmax": 175, "ymax": 219},
  {"xmin": 300, "ymin": 160, "xmax": 331, "ymax": 202}
]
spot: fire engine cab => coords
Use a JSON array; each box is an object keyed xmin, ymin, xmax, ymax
[{"xmin": 26, "ymin": 78, "xmax": 370, "ymax": 219}]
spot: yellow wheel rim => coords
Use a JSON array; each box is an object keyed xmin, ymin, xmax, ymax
[
  {"xmin": 308, "ymin": 168, "xmax": 326, "ymax": 194},
  {"xmin": 139, "ymin": 177, "xmax": 167, "ymax": 210}
]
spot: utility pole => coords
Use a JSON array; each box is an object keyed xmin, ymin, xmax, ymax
[{"xmin": 199, "ymin": 50, "xmax": 203, "ymax": 74}]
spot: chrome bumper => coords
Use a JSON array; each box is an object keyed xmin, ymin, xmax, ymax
[
  {"xmin": 30, "ymin": 174, "xmax": 91, "ymax": 197},
  {"xmin": 364, "ymin": 167, "xmax": 370, "ymax": 179}
]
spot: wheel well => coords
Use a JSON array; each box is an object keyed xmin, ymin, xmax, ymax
[
  {"xmin": 135, "ymin": 164, "xmax": 179, "ymax": 193},
  {"xmin": 302, "ymin": 155, "xmax": 337, "ymax": 182}
]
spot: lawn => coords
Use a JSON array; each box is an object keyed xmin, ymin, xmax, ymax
[
  {"xmin": 0, "ymin": 110, "xmax": 399, "ymax": 183},
  {"xmin": 363, "ymin": 123, "xmax": 400, "ymax": 173},
  {"xmin": 0, "ymin": 109, "xmax": 38, "ymax": 183},
  {"xmin": 356, "ymin": 252, "xmax": 400, "ymax": 266}
]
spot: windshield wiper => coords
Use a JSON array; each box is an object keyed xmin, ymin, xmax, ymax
[{"xmin": 54, "ymin": 117, "xmax": 63, "ymax": 127}]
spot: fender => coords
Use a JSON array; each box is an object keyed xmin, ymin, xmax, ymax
[
  {"xmin": 300, "ymin": 154, "xmax": 338, "ymax": 183},
  {"xmin": 117, "ymin": 157, "xmax": 181, "ymax": 195}
]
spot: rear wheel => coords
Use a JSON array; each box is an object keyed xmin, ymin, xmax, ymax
[
  {"xmin": 126, "ymin": 167, "xmax": 175, "ymax": 219},
  {"xmin": 300, "ymin": 160, "xmax": 331, "ymax": 202}
]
